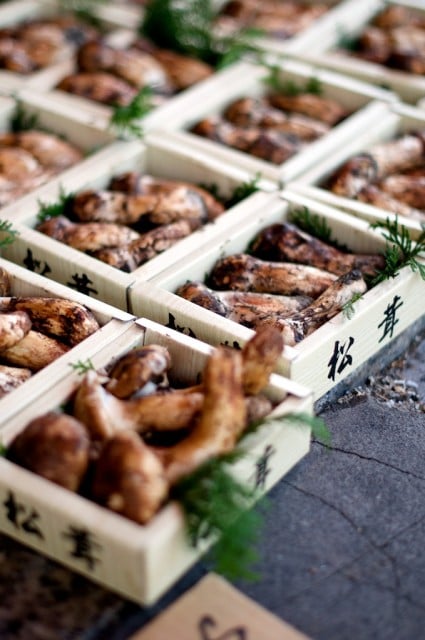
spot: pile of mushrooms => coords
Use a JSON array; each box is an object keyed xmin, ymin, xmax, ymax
[
  {"xmin": 0, "ymin": 266, "xmax": 100, "ymax": 397},
  {"xmin": 7, "ymin": 326, "xmax": 285, "ymax": 525}
]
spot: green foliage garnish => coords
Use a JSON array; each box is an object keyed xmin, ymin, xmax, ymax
[
  {"xmin": 226, "ymin": 173, "xmax": 261, "ymax": 208},
  {"xmin": 173, "ymin": 451, "xmax": 264, "ymax": 581},
  {"xmin": 342, "ymin": 291, "xmax": 363, "ymax": 320},
  {"xmin": 289, "ymin": 207, "xmax": 349, "ymax": 251},
  {"xmin": 263, "ymin": 63, "xmax": 323, "ymax": 96},
  {"xmin": 199, "ymin": 182, "xmax": 222, "ymax": 203},
  {"xmin": 336, "ymin": 27, "xmax": 358, "ymax": 52},
  {"xmin": 0, "ymin": 444, "xmax": 7, "ymax": 457},
  {"xmin": 37, "ymin": 188, "xmax": 75, "ymax": 222},
  {"xmin": 0, "ymin": 220, "xmax": 19, "ymax": 248},
  {"xmin": 140, "ymin": 0, "xmax": 262, "ymax": 68},
  {"xmin": 141, "ymin": 0, "xmax": 215, "ymax": 62},
  {"xmin": 370, "ymin": 217, "xmax": 425, "ymax": 284},
  {"xmin": 109, "ymin": 87, "xmax": 154, "ymax": 139},
  {"xmin": 290, "ymin": 206, "xmax": 333, "ymax": 243},
  {"xmin": 69, "ymin": 359, "xmax": 95, "ymax": 374},
  {"xmin": 214, "ymin": 28, "xmax": 264, "ymax": 71},
  {"xmin": 11, "ymin": 102, "xmax": 39, "ymax": 132}
]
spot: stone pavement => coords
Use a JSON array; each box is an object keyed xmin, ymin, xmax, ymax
[{"xmin": 0, "ymin": 330, "xmax": 423, "ymax": 640}]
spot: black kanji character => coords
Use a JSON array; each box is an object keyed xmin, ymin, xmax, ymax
[
  {"xmin": 62, "ymin": 526, "xmax": 101, "ymax": 571},
  {"xmin": 3, "ymin": 491, "xmax": 24, "ymax": 528},
  {"xmin": 166, "ymin": 313, "xmax": 197, "ymax": 338},
  {"xmin": 66, "ymin": 273, "xmax": 98, "ymax": 296},
  {"xmin": 378, "ymin": 295, "xmax": 403, "ymax": 343},
  {"xmin": 327, "ymin": 336, "xmax": 355, "ymax": 382},
  {"xmin": 252, "ymin": 444, "xmax": 276, "ymax": 491},
  {"xmin": 3, "ymin": 491, "xmax": 43, "ymax": 538},
  {"xmin": 21, "ymin": 509, "xmax": 44, "ymax": 539},
  {"xmin": 23, "ymin": 248, "xmax": 51, "ymax": 276}
]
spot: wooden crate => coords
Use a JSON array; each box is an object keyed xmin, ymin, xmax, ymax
[
  {"xmin": 288, "ymin": 101, "xmax": 425, "ymax": 240},
  {"xmin": 23, "ymin": 26, "xmax": 197, "ymax": 133},
  {"xmin": 212, "ymin": 0, "xmax": 360, "ymax": 57},
  {"xmin": 0, "ymin": 91, "xmax": 116, "ymax": 217},
  {"xmin": 129, "ymin": 191, "xmax": 425, "ymax": 401},
  {"xmin": 0, "ymin": 256, "xmax": 134, "ymax": 426},
  {"xmin": 0, "ymin": 137, "xmax": 276, "ymax": 308},
  {"xmin": 138, "ymin": 57, "xmax": 398, "ymax": 184},
  {"xmin": 0, "ymin": 0, "xmax": 133, "ymax": 94},
  {"xmin": 0, "ymin": 318, "xmax": 313, "ymax": 605},
  {"xmin": 288, "ymin": 0, "xmax": 425, "ymax": 105}
]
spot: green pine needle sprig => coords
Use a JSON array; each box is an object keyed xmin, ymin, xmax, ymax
[
  {"xmin": 173, "ymin": 409, "xmax": 330, "ymax": 580},
  {"xmin": 290, "ymin": 206, "xmax": 333, "ymax": 242},
  {"xmin": 173, "ymin": 450, "xmax": 265, "ymax": 581},
  {"xmin": 11, "ymin": 102, "xmax": 39, "ymax": 132},
  {"xmin": 109, "ymin": 87, "xmax": 154, "ymax": 139},
  {"xmin": 289, "ymin": 207, "xmax": 349, "ymax": 252},
  {"xmin": 262, "ymin": 63, "xmax": 323, "ymax": 96},
  {"xmin": 226, "ymin": 173, "xmax": 261, "ymax": 208},
  {"xmin": 69, "ymin": 359, "xmax": 95, "ymax": 374},
  {"xmin": 140, "ymin": 0, "xmax": 263, "ymax": 69},
  {"xmin": 0, "ymin": 220, "xmax": 19, "ymax": 248},
  {"xmin": 37, "ymin": 188, "xmax": 75, "ymax": 222},
  {"xmin": 336, "ymin": 27, "xmax": 359, "ymax": 52},
  {"xmin": 342, "ymin": 291, "xmax": 364, "ymax": 320},
  {"xmin": 370, "ymin": 216, "xmax": 425, "ymax": 284}
]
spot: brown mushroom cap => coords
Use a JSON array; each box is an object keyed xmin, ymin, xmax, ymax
[
  {"xmin": 92, "ymin": 430, "xmax": 168, "ymax": 524},
  {"xmin": 8, "ymin": 411, "xmax": 90, "ymax": 491},
  {"xmin": 105, "ymin": 344, "xmax": 171, "ymax": 399}
]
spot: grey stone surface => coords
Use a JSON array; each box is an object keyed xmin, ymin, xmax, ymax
[{"xmin": 0, "ymin": 331, "xmax": 423, "ymax": 640}]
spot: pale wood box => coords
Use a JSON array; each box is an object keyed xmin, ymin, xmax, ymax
[
  {"xmin": 0, "ymin": 318, "xmax": 313, "ymax": 605},
  {"xmin": 139, "ymin": 57, "xmax": 398, "ymax": 184},
  {"xmin": 0, "ymin": 91, "xmax": 117, "ymax": 217},
  {"xmin": 0, "ymin": 256, "xmax": 134, "ymax": 426},
  {"xmin": 129, "ymin": 191, "xmax": 425, "ymax": 401},
  {"xmin": 288, "ymin": 101, "xmax": 425, "ymax": 241},
  {"xmin": 0, "ymin": 135, "xmax": 276, "ymax": 310},
  {"xmin": 288, "ymin": 0, "xmax": 425, "ymax": 105},
  {"xmin": 0, "ymin": 0, "xmax": 134, "ymax": 95}
]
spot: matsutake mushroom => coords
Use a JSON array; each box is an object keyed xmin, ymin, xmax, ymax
[
  {"xmin": 7, "ymin": 412, "xmax": 90, "ymax": 491},
  {"xmin": 0, "ymin": 297, "xmax": 100, "ymax": 346},
  {"xmin": 156, "ymin": 345, "xmax": 247, "ymax": 484},
  {"xmin": 91, "ymin": 430, "xmax": 168, "ymax": 524},
  {"xmin": 105, "ymin": 344, "xmax": 171, "ymax": 399},
  {"xmin": 208, "ymin": 253, "xmax": 337, "ymax": 298},
  {"xmin": 73, "ymin": 370, "xmax": 204, "ymax": 441},
  {"xmin": 0, "ymin": 364, "xmax": 32, "ymax": 397},
  {"xmin": 0, "ymin": 330, "xmax": 69, "ymax": 371},
  {"xmin": 36, "ymin": 215, "xmax": 140, "ymax": 253},
  {"xmin": 0, "ymin": 310, "xmax": 32, "ymax": 351},
  {"xmin": 274, "ymin": 269, "xmax": 367, "ymax": 346},
  {"xmin": 249, "ymin": 222, "xmax": 386, "ymax": 277}
]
